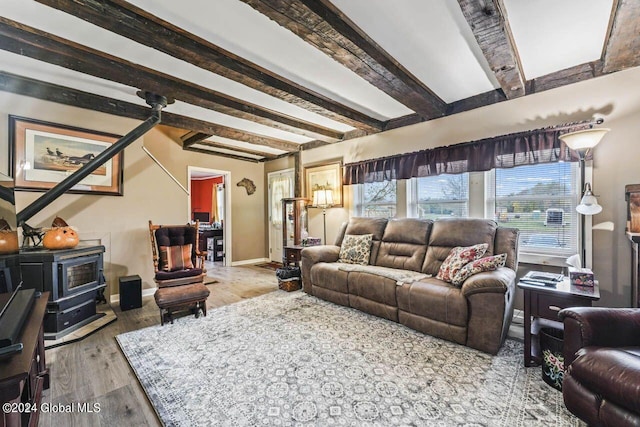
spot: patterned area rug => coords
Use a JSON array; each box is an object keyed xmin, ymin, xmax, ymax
[
  {"xmin": 117, "ymin": 292, "xmax": 581, "ymax": 426},
  {"xmin": 255, "ymin": 261, "xmax": 283, "ymax": 271}
]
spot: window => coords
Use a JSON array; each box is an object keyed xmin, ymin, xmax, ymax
[
  {"xmin": 354, "ymin": 180, "xmax": 397, "ymax": 218},
  {"xmin": 408, "ymin": 174, "xmax": 469, "ymax": 219},
  {"xmin": 487, "ymin": 162, "xmax": 579, "ymax": 257}
]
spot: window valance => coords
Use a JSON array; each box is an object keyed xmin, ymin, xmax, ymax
[{"xmin": 343, "ymin": 122, "xmax": 591, "ymax": 185}]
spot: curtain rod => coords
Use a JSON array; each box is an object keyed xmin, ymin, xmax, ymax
[{"xmin": 345, "ymin": 118, "xmax": 603, "ymax": 167}]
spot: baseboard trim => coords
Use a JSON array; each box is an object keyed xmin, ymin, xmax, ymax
[
  {"xmin": 110, "ymin": 287, "xmax": 157, "ymax": 305},
  {"xmin": 231, "ymin": 257, "xmax": 270, "ymax": 266}
]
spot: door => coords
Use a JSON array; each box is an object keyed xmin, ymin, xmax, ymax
[{"xmin": 268, "ymin": 169, "xmax": 294, "ymax": 262}]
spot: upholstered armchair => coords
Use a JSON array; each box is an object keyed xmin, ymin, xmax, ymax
[
  {"xmin": 149, "ymin": 220, "xmax": 206, "ymax": 288},
  {"xmin": 559, "ymin": 307, "xmax": 640, "ymax": 427}
]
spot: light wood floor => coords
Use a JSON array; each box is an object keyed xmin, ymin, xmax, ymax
[{"xmin": 38, "ymin": 263, "xmax": 279, "ymax": 427}]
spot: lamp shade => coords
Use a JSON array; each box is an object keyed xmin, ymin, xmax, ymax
[
  {"xmin": 576, "ymin": 183, "xmax": 602, "ymax": 215},
  {"xmin": 312, "ymin": 188, "xmax": 334, "ymax": 208},
  {"xmin": 559, "ymin": 128, "xmax": 610, "ymax": 151}
]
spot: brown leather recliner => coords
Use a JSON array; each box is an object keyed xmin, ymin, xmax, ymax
[{"xmin": 559, "ymin": 307, "xmax": 640, "ymax": 427}]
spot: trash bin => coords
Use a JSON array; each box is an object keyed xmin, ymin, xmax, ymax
[{"xmin": 540, "ymin": 327, "xmax": 565, "ymax": 391}]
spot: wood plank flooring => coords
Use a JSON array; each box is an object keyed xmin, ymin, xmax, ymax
[{"xmin": 39, "ymin": 264, "xmax": 279, "ymax": 427}]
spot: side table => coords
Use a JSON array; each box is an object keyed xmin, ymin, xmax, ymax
[
  {"xmin": 518, "ymin": 278, "xmax": 600, "ymax": 367},
  {"xmin": 283, "ymin": 245, "xmax": 303, "ymax": 267}
]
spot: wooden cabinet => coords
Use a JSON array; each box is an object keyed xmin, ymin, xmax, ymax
[
  {"xmin": 281, "ymin": 198, "xmax": 308, "ymax": 264},
  {"xmin": 0, "ymin": 292, "xmax": 49, "ymax": 427},
  {"xmin": 518, "ymin": 280, "xmax": 599, "ymax": 367}
]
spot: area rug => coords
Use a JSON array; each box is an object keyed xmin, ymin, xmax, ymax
[{"xmin": 117, "ymin": 292, "xmax": 581, "ymax": 426}]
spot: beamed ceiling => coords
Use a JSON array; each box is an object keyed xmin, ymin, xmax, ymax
[{"xmin": 1, "ymin": 0, "xmax": 639, "ymax": 163}]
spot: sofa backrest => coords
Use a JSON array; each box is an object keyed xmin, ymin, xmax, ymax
[
  {"xmin": 375, "ymin": 218, "xmax": 432, "ymax": 272},
  {"xmin": 340, "ymin": 217, "xmax": 388, "ymax": 264},
  {"xmin": 422, "ymin": 218, "xmax": 498, "ymax": 275}
]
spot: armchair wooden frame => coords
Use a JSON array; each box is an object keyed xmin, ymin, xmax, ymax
[{"xmin": 148, "ymin": 220, "xmax": 206, "ymax": 288}]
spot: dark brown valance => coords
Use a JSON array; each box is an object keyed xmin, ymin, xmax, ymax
[{"xmin": 343, "ymin": 123, "xmax": 591, "ymax": 185}]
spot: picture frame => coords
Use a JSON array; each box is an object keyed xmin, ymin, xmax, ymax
[
  {"xmin": 9, "ymin": 116, "xmax": 123, "ymax": 196},
  {"xmin": 304, "ymin": 160, "xmax": 343, "ymax": 208}
]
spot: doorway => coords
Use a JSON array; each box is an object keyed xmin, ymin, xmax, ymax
[
  {"xmin": 268, "ymin": 168, "xmax": 294, "ymax": 263},
  {"xmin": 188, "ymin": 166, "xmax": 231, "ymax": 267}
]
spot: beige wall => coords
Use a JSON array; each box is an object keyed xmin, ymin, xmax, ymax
[
  {"xmin": 265, "ymin": 66, "xmax": 640, "ymax": 308},
  {"xmin": 0, "ymin": 94, "xmax": 266, "ymax": 298}
]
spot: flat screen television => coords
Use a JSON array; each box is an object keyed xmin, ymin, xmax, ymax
[{"xmin": 193, "ymin": 212, "xmax": 210, "ymax": 223}]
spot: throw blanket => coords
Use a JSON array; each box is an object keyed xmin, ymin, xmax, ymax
[{"xmin": 337, "ymin": 263, "xmax": 431, "ymax": 286}]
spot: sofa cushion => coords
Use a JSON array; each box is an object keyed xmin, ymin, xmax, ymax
[
  {"xmin": 397, "ymin": 278, "xmax": 468, "ymax": 327},
  {"xmin": 347, "ymin": 271, "xmax": 398, "ymax": 307},
  {"xmin": 436, "ymin": 243, "xmax": 488, "ymax": 283},
  {"xmin": 310, "ymin": 263, "xmax": 350, "ymax": 294},
  {"xmin": 423, "ymin": 219, "xmax": 498, "ymax": 275},
  {"xmin": 343, "ymin": 217, "xmax": 388, "ymax": 264},
  {"xmin": 338, "ymin": 234, "xmax": 373, "ymax": 265},
  {"xmin": 451, "ymin": 253, "xmax": 507, "ymax": 286},
  {"xmin": 376, "ymin": 218, "xmax": 432, "ymax": 272}
]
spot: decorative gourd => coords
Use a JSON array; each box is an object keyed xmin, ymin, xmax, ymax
[
  {"xmin": 0, "ymin": 230, "xmax": 19, "ymax": 254},
  {"xmin": 43, "ymin": 227, "xmax": 79, "ymax": 250}
]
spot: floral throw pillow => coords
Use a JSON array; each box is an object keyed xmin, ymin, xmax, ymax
[
  {"xmin": 436, "ymin": 243, "xmax": 488, "ymax": 283},
  {"xmin": 159, "ymin": 244, "xmax": 194, "ymax": 272},
  {"xmin": 451, "ymin": 253, "xmax": 507, "ymax": 286},
  {"xmin": 338, "ymin": 234, "xmax": 373, "ymax": 265}
]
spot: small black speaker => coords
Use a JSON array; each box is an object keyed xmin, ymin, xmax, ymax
[{"xmin": 119, "ymin": 275, "xmax": 142, "ymax": 311}]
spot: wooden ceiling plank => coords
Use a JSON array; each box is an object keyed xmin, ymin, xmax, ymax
[
  {"xmin": 240, "ymin": 0, "xmax": 446, "ymax": 119},
  {"xmin": 184, "ymin": 146, "xmax": 262, "ymax": 163},
  {"xmin": 602, "ymin": 0, "xmax": 640, "ymax": 73},
  {"xmin": 181, "ymin": 132, "xmax": 211, "ymax": 147},
  {"xmin": 0, "ymin": 71, "xmax": 301, "ymax": 153},
  {"xmin": 35, "ymin": 0, "xmax": 383, "ymax": 133},
  {"xmin": 197, "ymin": 140, "xmax": 278, "ymax": 159},
  {"xmin": 457, "ymin": 0, "xmax": 525, "ymax": 99},
  {"xmin": 0, "ymin": 17, "xmax": 343, "ymax": 142}
]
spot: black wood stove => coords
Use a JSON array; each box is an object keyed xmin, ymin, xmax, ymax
[{"xmin": 20, "ymin": 244, "xmax": 106, "ymax": 340}]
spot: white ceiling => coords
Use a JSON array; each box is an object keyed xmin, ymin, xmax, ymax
[{"xmin": 0, "ymin": 0, "xmax": 620, "ymax": 160}]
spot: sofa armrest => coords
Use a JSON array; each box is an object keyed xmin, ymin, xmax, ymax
[
  {"xmin": 559, "ymin": 307, "xmax": 640, "ymax": 366},
  {"xmin": 300, "ymin": 245, "xmax": 340, "ymax": 294},
  {"xmin": 460, "ymin": 267, "xmax": 515, "ymax": 297}
]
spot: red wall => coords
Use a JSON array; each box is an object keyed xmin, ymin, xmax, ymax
[{"xmin": 191, "ymin": 176, "xmax": 223, "ymax": 221}]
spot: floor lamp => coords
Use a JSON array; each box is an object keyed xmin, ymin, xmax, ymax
[
  {"xmin": 559, "ymin": 126, "xmax": 610, "ymax": 267},
  {"xmin": 312, "ymin": 187, "xmax": 334, "ymax": 244}
]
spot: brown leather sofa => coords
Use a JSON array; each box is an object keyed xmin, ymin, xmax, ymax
[
  {"xmin": 560, "ymin": 307, "xmax": 640, "ymax": 427},
  {"xmin": 301, "ymin": 217, "xmax": 519, "ymax": 354}
]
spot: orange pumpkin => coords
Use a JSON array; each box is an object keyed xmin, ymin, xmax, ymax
[
  {"xmin": 43, "ymin": 227, "xmax": 79, "ymax": 250},
  {"xmin": 0, "ymin": 230, "xmax": 19, "ymax": 254}
]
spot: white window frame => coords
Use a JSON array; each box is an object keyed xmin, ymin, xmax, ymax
[
  {"xmin": 407, "ymin": 174, "xmax": 470, "ymax": 219},
  {"xmin": 485, "ymin": 162, "xmax": 586, "ymax": 267},
  {"xmin": 352, "ymin": 180, "xmax": 398, "ymax": 218}
]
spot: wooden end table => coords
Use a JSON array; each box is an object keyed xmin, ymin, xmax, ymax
[
  {"xmin": 518, "ymin": 278, "xmax": 600, "ymax": 367},
  {"xmin": 283, "ymin": 245, "xmax": 303, "ymax": 267}
]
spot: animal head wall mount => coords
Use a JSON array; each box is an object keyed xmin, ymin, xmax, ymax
[{"xmin": 237, "ymin": 178, "xmax": 256, "ymax": 195}]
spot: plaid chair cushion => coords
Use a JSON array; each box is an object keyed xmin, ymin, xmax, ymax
[{"xmin": 159, "ymin": 244, "xmax": 194, "ymax": 272}]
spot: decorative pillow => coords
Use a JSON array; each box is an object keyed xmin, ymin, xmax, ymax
[
  {"xmin": 159, "ymin": 244, "xmax": 194, "ymax": 272},
  {"xmin": 338, "ymin": 234, "xmax": 373, "ymax": 265},
  {"xmin": 451, "ymin": 253, "xmax": 507, "ymax": 286},
  {"xmin": 436, "ymin": 243, "xmax": 488, "ymax": 283}
]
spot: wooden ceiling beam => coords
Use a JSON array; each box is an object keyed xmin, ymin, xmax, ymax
[
  {"xmin": 457, "ymin": 0, "xmax": 525, "ymax": 99},
  {"xmin": 602, "ymin": 0, "xmax": 640, "ymax": 73},
  {"xmin": 35, "ymin": 0, "xmax": 383, "ymax": 133},
  {"xmin": 184, "ymin": 146, "xmax": 261, "ymax": 163},
  {"xmin": 240, "ymin": 0, "xmax": 446, "ymax": 120},
  {"xmin": 0, "ymin": 71, "xmax": 301, "ymax": 153},
  {"xmin": 196, "ymin": 140, "xmax": 278, "ymax": 159},
  {"xmin": 0, "ymin": 17, "xmax": 343, "ymax": 142}
]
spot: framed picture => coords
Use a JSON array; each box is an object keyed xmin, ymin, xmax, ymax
[
  {"xmin": 305, "ymin": 161, "xmax": 343, "ymax": 208},
  {"xmin": 9, "ymin": 116, "xmax": 123, "ymax": 195}
]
